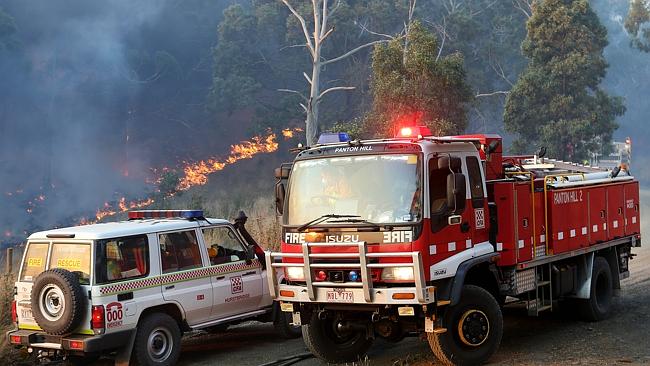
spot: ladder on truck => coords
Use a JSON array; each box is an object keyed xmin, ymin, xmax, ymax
[{"xmin": 527, "ymin": 263, "xmax": 553, "ymax": 316}]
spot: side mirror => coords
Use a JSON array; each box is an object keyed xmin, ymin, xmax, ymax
[
  {"xmin": 275, "ymin": 182, "xmax": 286, "ymax": 215},
  {"xmin": 275, "ymin": 165, "xmax": 291, "ymax": 179},
  {"xmin": 446, "ymin": 173, "xmax": 466, "ymax": 214}
]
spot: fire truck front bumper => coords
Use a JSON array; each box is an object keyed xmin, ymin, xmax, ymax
[
  {"xmin": 266, "ymin": 242, "xmax": 436, "ymax": 305},
  {"xmin": 273, "ymin": 283, "xmax": 436, "ymax": 305}
]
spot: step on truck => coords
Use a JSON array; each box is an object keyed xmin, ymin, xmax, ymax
[{"xmin": 266, "ymin": 128, "xmax": 642, "ymax": 365}]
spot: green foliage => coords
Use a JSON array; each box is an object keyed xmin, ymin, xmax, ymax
[
  {"xmin": 158, "ymin": 171, "xmax": 180, "ymax": 196},
  {"xmin": 208, "ymin": 5, "xmax": 262, "ymax": 115},
  {"xmin": 363, "ymin": 21, "xmax": 472, "ymax": 137},
  {"xmin": 625, "ymin": 0, "xmax": 650, "ymax": 51},
  {"xmin": 504, "ymin": 0, "xmax": 624, "ymax": 161},
  {"xmin": 330, "ymin": 118, "xmax": 364, "ymax": 139}
]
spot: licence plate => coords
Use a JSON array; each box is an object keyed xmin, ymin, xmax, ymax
[
  {"xmin": 326, "ymin": 291, "xmax": 354, "ymax": 303},
  {"xmin": 20, "ymin": 308, "xmax": 33, "ymax": 320}
]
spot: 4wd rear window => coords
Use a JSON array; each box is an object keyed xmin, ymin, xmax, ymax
[
  {"xmin": 95, "ymin": 235, "xmax": 149, "ymax": 284},
  {"xmin": 20, "ymin": 243, "xmax": 49, "ymax": 282},
  {"xmin": 21, "ymin": 242, "xmax": 92, "ymax": 284},
  {"xmin": 49, "ymin": 243, "xmax": 91, "ymax": 285}
]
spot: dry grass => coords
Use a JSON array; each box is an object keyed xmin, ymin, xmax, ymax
[{"xmin": 0, "ymin": 272, "xmax": 20, "ymax": 363}]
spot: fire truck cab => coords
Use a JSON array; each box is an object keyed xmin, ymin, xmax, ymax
[{"xmin": 267, "ymin": 129, "xmax": 641, "ymax": 365}]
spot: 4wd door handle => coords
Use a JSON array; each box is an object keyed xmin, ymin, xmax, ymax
[
  {"xmin": 165, "ymin": 285, "xmax": 175, "ymax": 290},
  {"xmin": 242, "ymin": 271, "xmax": 257, "ymax": 277}
]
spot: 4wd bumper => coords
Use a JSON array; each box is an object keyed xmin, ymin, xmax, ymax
[{"xmin": 7, "ymin": 328, "xmax": 135, "ymax": 353}]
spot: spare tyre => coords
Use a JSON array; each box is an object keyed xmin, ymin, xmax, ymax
[{"xmin": 31, "ymin": 268, "xmax": 85, "ymax": 335}]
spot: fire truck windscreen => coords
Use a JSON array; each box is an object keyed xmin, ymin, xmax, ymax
[{"xmin": 286, "ymin": 154, "xmax": 422, "ymax": 226}]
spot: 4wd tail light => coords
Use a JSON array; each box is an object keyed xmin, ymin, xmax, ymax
[
  {"xmin": 11, "ymin": 300, "xmax": 17, "ymax": 324},
  {"xmin": 91, "ymin": 305, "xmax": 105, "ymax": 333}
]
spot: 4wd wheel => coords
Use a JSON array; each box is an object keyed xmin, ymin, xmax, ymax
[
  {"xmin": 579, "ymin": 256, "xmax": 613, "ymax": 321},
  {"xmin": 428, "ymin": 285, "xmax": 503, "ymax": 366},
  {"xmin": 134, "ymin": 313, "xmax": 181, "ymax": 366},
  {"xmin": 31, "ymin": 269, "xmax": 85, "ymax": 335},
  {"xmin": 302, "ymin": 312, "xmax": 373, "ymax": 363}
]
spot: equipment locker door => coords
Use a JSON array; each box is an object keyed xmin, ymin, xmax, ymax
[{"xmin": 607, "ymin": 185, "xmax": 625, "ymax": 239}]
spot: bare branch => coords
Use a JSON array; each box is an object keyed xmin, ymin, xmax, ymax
[
  {"xmin": 356, "ymin": 20, "xmax": 395, "ymax": 40},
  {"xmin": 303, "ymin": 72, "xmax": 312, "ymax": 85},
  {"xmin": 322, "ymin": 40, "xmax": 389, "ymax": 66},
  {"xmin": 278, "ymin": 88, "xmax": 308, "ymax": 101},
  {"xmin": 320, "ymin": 0, "xmax": 329, "ymax": 39},
  {"xmin": 475, "ymin": 90, "xmax": 510, "ymax": 98},
  {"xmin": 280, "ymin": 43, "xmax": 310, "ymax": 51},
  {"xmin": 312, "ymin": 0, "xmax": 320, "ymax": 42},
  {"xmin": 317, "ymin": 86, "xmax": 356, "ymax": 101},
  {"xmin": 329, "ymin": 0, "xmax": 342, "ymax": 17},
  {"xmin": 320, "ymin": 27, "xmax": 335, "ymax": 42},
  {"xmin": 512, "ymin": 0, "xmax": 533, "ymax": 18},
  {"xmin": 299, "ymin": 103, "xmax": 308, "ymax": 112},
  {"xmin": 490, "ymin": 59, "xmax": 514, "ymax": 87},
  {"xmin": 281, "ymin": 0, "xmax": 315, "ymax": 58}
]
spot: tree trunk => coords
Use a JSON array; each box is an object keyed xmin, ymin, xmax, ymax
[{"xmin": 307, "ymin": 59, "xmax": 321, "ymax": 145}]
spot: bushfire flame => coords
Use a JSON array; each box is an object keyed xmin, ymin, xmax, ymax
[
  {"xmin": 8, "ymin": 128, "xmax": 301, "ymax": 231},
  {"xmin": 177, "ymin": 132, "xmax": 279, "ymax": 191}
]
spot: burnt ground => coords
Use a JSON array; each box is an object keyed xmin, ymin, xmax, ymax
[{"xmin": 175, "ymin": 242, "xmax": 650, "ymax": 366}]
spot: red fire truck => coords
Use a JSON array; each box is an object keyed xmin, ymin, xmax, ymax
[{"xmin": 266, "ymin": 128, "xmax": 641, "ymax": 365}]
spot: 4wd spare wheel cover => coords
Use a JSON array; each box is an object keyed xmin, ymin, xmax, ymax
[{"xmin": 31, "ymin": 268, "xmax": 85, "ymax": 335}]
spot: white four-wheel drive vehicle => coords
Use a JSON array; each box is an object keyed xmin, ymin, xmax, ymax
[{"xmin": 7, "ymin": 210, "xmax": 300, "ymax": 365}]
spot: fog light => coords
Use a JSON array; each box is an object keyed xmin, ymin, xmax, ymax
[
  {"xmin": 280, "ymin": 302, "xmax": 294, "ymax": 312},
  {"xmin": 315, "ymin": 270, "xmax": 327, "ymax": 281},
  {"xmin": 398, "ymin": 306, "xmax": 415, "ymax": 316},
  {"xmin": 348, "ymin": 271, "xmax": 359, "ymax": 282}
]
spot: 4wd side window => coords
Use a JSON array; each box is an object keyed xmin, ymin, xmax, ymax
[
  {"xmin": 96, "ymin": 235, "xmax": 149, "ymax": 284},
  {"xmin": 159, "ymin": 230, "xmax": 203, "ymax": 273},
  {"xmin": 202, "ymin": 226, "xmax": 247, "ymax": 266},
  {"xmin": 466, "ymin": 156, "xmax": 485, "ymax": 208}
]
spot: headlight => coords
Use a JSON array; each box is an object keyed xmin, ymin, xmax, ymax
[
  {"xmin": 381, "ymin": 267, "xmax": 414, "ymax": 282},
  {"xmin": 285, "ymin": 266, "xmax": 305, "ymax": 281}
]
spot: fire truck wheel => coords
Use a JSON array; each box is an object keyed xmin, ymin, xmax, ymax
[
  {"xmin": 580, "ymin": 256, "xmax": 613, "ymax": 322},
  {"xmin": 133, "ymin": 313, "xmax": 181, "ymax": 366},
  {"xmin": 273, "ymin": 310, "xmax": 302, "ymax": 339},
  {"xmin": 302, "ymin": 312, "xmax": 373, "ymax": 363},
  {"xmin": 31, "ymin": 268, "xmax": 85, "ymax": 335},
  {"xmin": 428, "ymin": 285, "xmax": 503, "ymax": 366}
]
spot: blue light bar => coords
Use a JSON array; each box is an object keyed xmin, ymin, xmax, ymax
[
  {"xmin": 128, "ymin": 210, "xmax": 204, "ymax": 220},
  {"xmin": 318, "ymin": 132, "xmax": 351, "ymax": 144}
]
